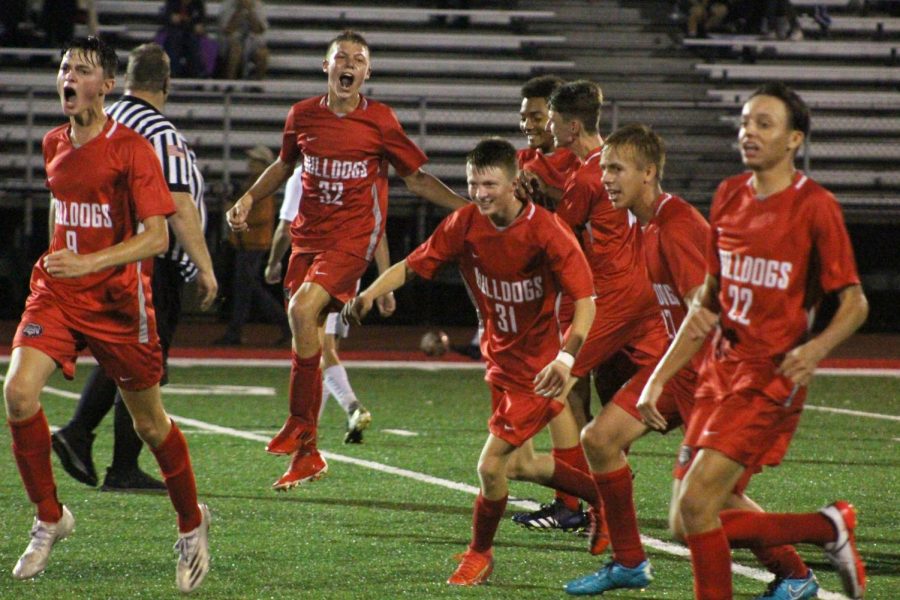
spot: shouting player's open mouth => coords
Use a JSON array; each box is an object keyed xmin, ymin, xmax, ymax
[
  {"xmin": 338, "ymin": 72, "xmax": 355, "ymax": 91},
  {"xmin": 62, "ymin": 85, "xmax": 77, "ymax": 110},
  {"xmin": 741, "ymin": 141, "xmax": 760, "ymax": 159}
]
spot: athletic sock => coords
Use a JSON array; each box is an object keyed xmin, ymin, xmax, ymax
[
  {"xmin": 593, "ymin": 466, "xmax": 646, "ymax": 567},
  {"xmin": 686, "ymin": 528, "xmax": 732, "ymax": 600},
  {"xmin": 549, "ymin": 456, "xmax": 599, "ymax": 507},
  {"xmin": 552, "ymin": 445, "xmax": 589, "ymax": 511},
  {"xmin": 150, "ymin": 422, "xmax": 202, "ymax": 533},
  {"xmin": 289, "ymin": 351, "xmax": 323, "ymax": 438},
  {"xmin": 752, "ymin": 544, "xmax": 810, "ymax": 580},
  {"xmin": 469, "ymin": 493, "xmax": 507, "ymax": 553},
  {"xmin": 323, "ymin": 364, "xmax": 360, "ymax": 415},
  {"xmin": 9, "ymin": 408, "xmax": 62, "ymax": 522},
  {"xmin": 720, "ymin": 509, "xmax": 836, "ymax": 546},
  {"xmin": 109, "ymin": 395, "xmax": 144, "ymax": 472}
]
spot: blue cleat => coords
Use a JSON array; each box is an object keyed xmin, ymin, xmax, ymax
[
  {"xmin": 565, "ymin": 560, "xmax": 653, "ymax": 596},
  {"xmin": 754, "ymin": 570, "xmax": 819, "ymax": 600}
]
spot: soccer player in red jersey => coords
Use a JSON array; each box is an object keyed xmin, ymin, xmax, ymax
[
  {"xmin": 3, "ymin": 37, "xmax": 209, "ymax": 592},
  {"xmin": 639, "ymin": 83, "xmax": 869, "ymax": 600},
  {"xmin": 344, "ymin": 139, "xmax": 599, "ymax": 586},
  {"xmin": 567, "ymin": 124, "xmax": 816, "ymax": 599},
  {"xmin": 515, "ymin": 75, "xmax": 581, "ymax": 210},
  {"xmin": 225, "ymin": 30, "xmax": 466, "ymax": 490}
]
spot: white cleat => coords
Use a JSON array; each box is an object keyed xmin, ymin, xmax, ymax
[
  {"xmin": 344, "ymin": 406, "xmax": 372, "ymax": 444},
  {"xmin": 12, "ymin": 505, "xmax": 75, "ymax": 580},
  {"xmin": 175, "ymin": 503, "xmax": 211, "ymax": 593}
]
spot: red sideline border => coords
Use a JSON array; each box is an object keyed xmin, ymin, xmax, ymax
[{"xmin": 1, "ymin": 345, "xmax": 899, "ymax": 369}]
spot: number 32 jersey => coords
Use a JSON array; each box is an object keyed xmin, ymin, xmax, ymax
[
  {"xmin": 708, "ymin": 171, "xmax": 860, "ymax": 361},
  {"xmin": 280, "ymin": 95, "xmax": 428, "ymax": 261}
]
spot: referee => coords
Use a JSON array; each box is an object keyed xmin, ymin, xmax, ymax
[{"xmin": 51, "ymin": 43, "xmax": 218, "ymax": 492}]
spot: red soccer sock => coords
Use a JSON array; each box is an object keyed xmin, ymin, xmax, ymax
[
  {"xmin": 720, "ymin": 509, "xmax": 836, "ymax": 547},
  {"xmin": 593, "ymin": 466, "xmax": 645, "ymax": 567},
  {"xmin": 150, "ymin": 422, "xmax": 202, "ymax": 533},
  {"xmin": 289, "ymin": 351, "xmax": 323, "ymax": 435},
  {"xmin": 552, "ymin": 446, "xmax": 590, "ymax": 511},
  {"xmin": 752, "ymin": 544, "xmax": 810, "ymax": 580},
  {"xmin": 686, "ymin": 528, "xmax": 732, "ymax": 600},
  {"xmin": 469, "ymin": 493, "xmax": 508, "ymax": 553},
  {"xmin": 9, "ymin": 408, "xmax": 62, "ymax": 523},
  {"xmin": 549, "ymin": 457, "xmax": 599, "ymax": 507}
]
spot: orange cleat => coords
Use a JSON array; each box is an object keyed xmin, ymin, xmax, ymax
[
  {"xmin": 266, "ymin": 416, "xmax": 312, "ymax": 455},
  {"xmin": 589, "ymin": 506, "xmax": 611, "ymax": 555},
  {"xmin": 448, "ymin": 548, "xmax": 493, "ymax": 586},
  {"xmin": 272, "ymin": 450, "xmax": 328, "ymax": 491}
]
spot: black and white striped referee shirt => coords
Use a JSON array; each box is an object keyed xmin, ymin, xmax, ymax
[{"xmin": 107, "ymin": 95, "xmax": 207, "ymax": 282}]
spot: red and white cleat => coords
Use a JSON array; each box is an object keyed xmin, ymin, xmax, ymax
[
  {"xmin": 272, "ymin": 450, "xmax": 328, "ymax": 491},
  {"xmin": 821, "ymin": 500, "xmax": 866, "ymax": 599},
  {"xmin": 447, "ymin": 548, "xmax": 493, "ymax": 586}
]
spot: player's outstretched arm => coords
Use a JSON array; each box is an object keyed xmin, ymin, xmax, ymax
[
  {"xmin": 265, "ymin": 218, "xmax": 292, "ymax": 284},
  {"xmin": 534, "ymin": 296, "xmax": 595, "ymax": 399},
  {"xmin": 402, "ymin": 168, "xmax": 468, "ymax": 211},
  {"xmin": 44, "ymin": 214, "xmax": 169, "ymax": 278},
  {"xmin": 168, "ymin": 191, "xmax": 218, "ymax": 309},
  {"xmin": 778, "ymin": 284, "xmax": 868, "ymax": 387},
  {"xmin": 638, "ymin": 277, "xmax": 719, "ymax": 430},
  {"xmin": 343, "ymin": 259, "xmax": 415, "ymax": 325},
  {"xmin": 227, "ymin": 157, "xmax": 294, "ymax": 231}
]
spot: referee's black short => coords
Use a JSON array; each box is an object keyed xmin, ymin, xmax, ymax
[{"xmin": 151, "ymin": 257, "xmax": 186, "ymax": 386}]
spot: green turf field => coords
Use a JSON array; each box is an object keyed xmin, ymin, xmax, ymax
[{"xmin": 1, "ymin": 365, "xmax": 897, "ymax": 599}]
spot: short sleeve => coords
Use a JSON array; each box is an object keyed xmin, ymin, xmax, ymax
[
  {"xmin": 545, "ymin": 213, "xmax": 594, "ymax": 301},
  {"xmin": 381, "ymin": 107, "xmax": 427, "ymax": 177},
  {"xmin": 279, "ymin": 104, "xmax": 301, "ymax": 164},
  {"xmin": 128, "ymin": 139, "xmax": 176, "ymax": 221},
  {"xmin": 406, "ymin": 210, "xmax": 466, "ymax": 280},
  {"xmin": 148, "ymin": 131, "xmax": 193, "ymax": 193},
  {"xmin": 660, "ymin": 209, "xmax": 709, "ymax": 298},
  {"xmin": 556, "ymin": 173, "xmax": 591, "ymax": 232},
  {"xmin": 811, "ymin": 193, "xmax": 861, "ymax": 293}
]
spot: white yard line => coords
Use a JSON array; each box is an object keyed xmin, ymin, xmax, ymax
[{"xmin": 11, "ymin": 377, "xmax": 851, "ymax": 599}]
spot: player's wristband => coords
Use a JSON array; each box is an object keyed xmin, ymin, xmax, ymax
[{"xmin": 555, "ymin": 350, "xmax": 575, "ymax": 369}]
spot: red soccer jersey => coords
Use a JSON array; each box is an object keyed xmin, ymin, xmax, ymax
[
  {"xmin": 516, "ymin": 146, "xmax": 581, "ymax": 191},
  {"xmin": 644, "ymin": 193, "xmax": 710, "ymax": 339},
  {"xmin": 34, "ymin": 118, "xmax": 176, "ymax": 343},
  {"xmin": 406, "ymin": 202, "xmax": 594, "ymax": 394},
  {"xmin": 556, "ymin": 148, "xmax": 658, "ymax": 321},
  {"xmin": 707, "ymin": 171, "xmax": 861, "ymax": 360},
  {"xmin": 280, "ymin": 95, "xmax": 428, "ymax": 261}
]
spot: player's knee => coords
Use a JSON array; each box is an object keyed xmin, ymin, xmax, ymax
[
  {"xmin": 3, "ymin": 375, "xmax": 40, "ymax": 419},
  {"xmin": 131, "ymin": 414, "xmax": 166, "ymax": 447},
  {"xmin": 677, "ymin": 486, "xmax": 712, "ymax": 527},
  {"xmin": 477, "ymin": 456, "xmax": 504, "ymax": 490},
  {"xmin": 580, "ymin": 422, "xmax": 615, "ymax": 458}
]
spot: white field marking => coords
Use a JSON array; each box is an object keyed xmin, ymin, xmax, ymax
[
  {"xmin": 163, "ymin": 384, "xmax": 275, "ymax": 396},
  {"xmin": 816, "ymin": 367, "xmax": 900, "ymax": 378},
  {"xmin": 19, "ymin": 379, "xmax": 850, "ymax": 599},
  {"xmin": 805, "ymin": 405, "xmax": 900, "ymax": 422},
  {"xmin": 381, "ymin": 428, "xmax": 419, "ymax": 437}
]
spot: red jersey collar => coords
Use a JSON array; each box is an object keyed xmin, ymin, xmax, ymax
[{"xmin": 318, "ymin": 94, "xmax": 369, "ymax": 114}]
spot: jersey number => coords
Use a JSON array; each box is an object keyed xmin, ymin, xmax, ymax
[
  {"xmin": 65, "ymin": 230, "xmax": 78, "ymax": 253},
  {"xmin": 318, "ymin": 181, "xmax": 344, "ymax": 205},
  {"xmin": 495, "ymin": 303, "xmax": 518, "ymax": 334},
  {"xmin": 726, "ymin": 284, "xmax": 753, "ymax": 325},
  {"xmin": 661, "ymin": 309, "xmax": 678, "ymax": 339}
]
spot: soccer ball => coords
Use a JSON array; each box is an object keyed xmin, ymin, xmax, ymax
[{"xmin": 420, "ymin": 330, "xmax": 449, "ymax": 357}]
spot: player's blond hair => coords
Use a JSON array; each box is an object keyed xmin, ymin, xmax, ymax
[{"xmin": 603, "ymin": 123, "xmax": 666, "ymax": 182}]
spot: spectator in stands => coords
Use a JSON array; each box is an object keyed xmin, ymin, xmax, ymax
[
  {"xmin": 685, "ymin": 0, "xmax": 730, "ymax": 38},
  {"xmin": 215, "ymin": 145, "xmax": 291, "ymax": 346},
  {"xmin": 761, "ymin": 0, "xmax": 804, "ymax": 40},
  {"xmin": 42, "ymin": 0, "xmax": 78, "ymax": 48},
  {"xmin": 218, "ymin": 0, "xmax": 269, "ymax": 80},
  {"xmin": 161, "ymin": 0, "xmax": 207, "ymax": 78}
]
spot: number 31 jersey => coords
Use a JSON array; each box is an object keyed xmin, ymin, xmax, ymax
[
  {"xmin": 708, "ymin": 171, "xmax": 860, "ymax": 361},
  {"xmin": 280, "ymin": 95, "xmax": 428, "ymax": 261}
]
